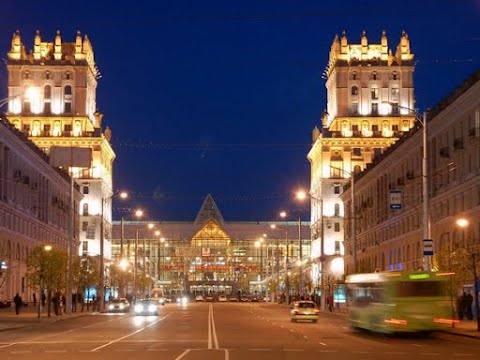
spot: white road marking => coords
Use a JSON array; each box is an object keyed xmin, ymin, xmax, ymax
[
  {"xmin": 412, "ymin": 344, "xmax": 422, "ymax": 347},
  {"xmin": 453, "ymin": 354, "xmax": 475, "ymax": 357},
  {"xmin": 90, "ymin": 313, "xmax": 171, "ymax": 352},
  {"xmin": 319, "ymin": 349, "xmax": 339, "ymax": 353},
  {"xmin": 250, "ymin": 349, "xmax": 271, "ymax": 351},
  {"xmin": 45, "ymin": 350, "xmax": 66, "ymax": 353},
  {"xmin": 319, "ymin": 342, "xmax": 327, "ymax": 346},
  {"xmin": 173, "ymin": 349, "xmax": 191, "ymax": 360},
  {"xmin": 289, "ymin": 329, "xmax": 295, "ymax": 332},
  {"xmin": 210, "ymin": 305, "xmax": 219, "ymax": 349},
  {"xmin": 284, "ymin": 349, "xmax": 304, "ymax": 352},
  {"xmin": 353, "ymin": 351, "xmax": 372, "ymax": 354},
  {"xmin": 115, "ymin": 349, "xmax": 135, "ymax": 352},
  {"xmin": 147, "ymin": 349, "xmax": 169, "ymax": 351},
  {"xmin": 385, "ymin": 352, "xmax": 407, "ymax": 355},
  {"xmin": 303, "ymin": 335, "xmax": 309, "ymax": 340},
  {"xmin": 10, "ymin": 351, "xmax": 32, "ymax": 354},
  {"xmin": 420, "ymin": 353, "xmax": 440, "ymax": 356}
]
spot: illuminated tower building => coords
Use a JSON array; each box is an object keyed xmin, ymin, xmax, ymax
[
  {"xmin": 307, "ymin": 31, "xmax": 415, "ymax": 279},
  {"xmin": 5, "ymin": 30, "xmax": 115, "ymax": 259}
]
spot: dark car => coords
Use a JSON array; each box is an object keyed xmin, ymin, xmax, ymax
[
  {"xmin": 205, "ymin": 295, "xmax": 215, "ymax": 302},
  {"xmin": 107, "ymin": 298, "xmax": 130, "ymax": 313},
  {"xmin": 134, "ymin": 299, "xmax": 159, "ymax": 315}
]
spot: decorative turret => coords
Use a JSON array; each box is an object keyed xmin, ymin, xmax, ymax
[
  {"xmin": 54, "ymin": 30, "xmax": 62, "ymax": 60},
  {"xmin": 361, "ymin": 30, "xmax": 368, "ymax": 55},
  {"xmin": 33, "ymin": 30, "xmax": 42, "ymax": 60},
  {"xmin": 340, "ymin": 30, "xmax": 348, "ymax": 54},
  {"xmin": 381, "ymin": 30, "xmax": 388, "ymax": 58},
  {"xmin": 8, "ymin": 31, "xmax": 23, "ymax": 60},
  {"xmin": 74, "ymin": 31, "xmax": 83, "ymax": 59}
]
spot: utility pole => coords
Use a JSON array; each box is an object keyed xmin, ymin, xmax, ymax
[
  {"xmin": 351, "ymin": 173, "xmax": 357, "ymax": 273},
  {"xmin": 298, "ymin": 216, "xmax": 303, "ymax": 296},
  {"xmin": 422, "ymin": 111, "xmax": 432, "ymax": 271},
  {"xmin": 320, "ymin": 198, "xmax": 326, "ymax": 310},
  {"xmin": 98, "ymin": 197, "xmax": 105, "ymax": 311}
]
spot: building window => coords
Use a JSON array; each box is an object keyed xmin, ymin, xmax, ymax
[
  {"xmin": 331, "ymin": 166, "xmax": 342, "ymax": 179},
  {"xmin": 64, "ymin": 124, "xmax": 72, "ymax": 132},
  {"xmin": 392, "ymin": 125, "xmax": 399, "ymax": 132},
  {"xmin": 83, "ymin": 203, "xmax": 89, "ymax": 216},
  {"xmin": 64, "ymin": 102, "xmax": 72, "ymax": 114},
  {"xmin": 352, "ymin": 125, "xmax": 359, "ymax": 132},
  {"xmin": 334, "ymin": 203, "xmax": 340, "ymax": 216},
  {"xmin": 391, "ymin": 87, "xmax": 399, "ymax": 98},
  {"xmin": 334, "ymin": 185, "xmax": 341, "ymax": 194},
  {"xmin": 393, "ymin": 72, "xmax": 398, "ymax": 80},
  {"xmin": 82, "ymin": 221, "xmax": 88, "ymax": 231},
  {"xmin": 351, "ymin": 86, "xmax": 359, "ymax": 96},
  {"xmin": 65, "ymin": 72, "xmax": 71, "ymax": 80},
  {"xmin": 82, "ymin": 241, "xmax": 88, "ymax": 254},
  {"xmin": 64, "ymin": 85, "xmax": 72, "ymax": 95},
  {"xmin": 352, "ymin": 72, "xmax": 357, "ymax": 80},
  {"xmin": 44, "ymin": 124, "xmax": 51, "ymax": 132},
  {"xmin": 335, "ymin": 240, "xmax": 341, "ymax": 253},
  {"xmin": 371, "ymin": 88, "xmax": 379, "ymax": 100},
  {"xmin": 44, "ymin": 102, "xmax": 51, "ymax": 114},
  {"xmin": 350, "ymin": 103, "xmax": 358, "ymax": 115},
  {"xmin": 53, "ymin": 121, "xmax": 61, "ymax": 136},
  {"xmin": 353, "ymin": 148, "xmax": 362, "ymax": 156},
  {"xmin": 82, "ymin": 184, "xmax": 89, "ymax": 194},
  {"xmin": 334, "ymin": 223, "xmax": 340, "ymax": 232},
  {"xmin": 23, "ymin": 71, "xmax": 30, "ymax": 79},
  {"xmin": 392, "ymin": 103, "xmax": 399, "ymax": 115},
  {"xmin": 372, "ymin": 125, "xmax": 379, "ymax": 132},
  {"xmin": 372, "ymin": 73, "xmax": 378, "ymax": 81},
  {"xmin": 44, "ymin": 85, "xmax": 51, "ymax": 99},
  {"xmin": 372, "ymin": 103, "xmax": 378, "ymax": 115}
]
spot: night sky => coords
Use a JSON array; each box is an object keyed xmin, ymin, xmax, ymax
[{"xmin": 1, "ymin": 0, "xmax": 479, "ymax": 222}]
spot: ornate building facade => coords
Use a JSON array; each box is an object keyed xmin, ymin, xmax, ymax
[
  {"xmin": 341, "ymin": 71, "xmax": 480, "ymax": 274},
  {"xmin": 307, "ymin": 31, "xmax": 416, "ymax": 282},
  {"xmin": 0, "ymin": 117, "xmax": 82, "ymax": 301},
  {"xmin": 5, "ymin": 31, "xmax": 115, "ymax": 259}
]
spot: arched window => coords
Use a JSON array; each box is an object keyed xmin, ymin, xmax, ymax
[
  {"xmin": 351, "ymin": 86, "xmax": 359, "ymax": 96},
  {"xmin": 64, "ymin": 86, "xmax": 72, "ymax": 95},
  {"xmin": 354, "ymin": 165, "xmax": 361, "ymax": 174}
]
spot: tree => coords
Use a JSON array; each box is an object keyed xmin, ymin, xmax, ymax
[
  {"xmin": 72, "ymin": 255, "xmax": 99, "ymax": 311},
  {"xmin": 0, "ymin": 241, "xmax": 12, "ymax": 296},
  {"xmin": 26, "ymin": 246, "xmax": 67, "ymax": 316}
]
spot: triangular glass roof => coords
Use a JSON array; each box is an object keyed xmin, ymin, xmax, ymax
[
  {"xmin": 191, "ymin": 219, "xmax": 231, "ymax": 247},
  {"xmin": 194, "ymin": 194, "xmax": 224, "ymax": 225}
]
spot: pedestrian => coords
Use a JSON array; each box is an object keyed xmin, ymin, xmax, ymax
[
  {"xmin": 33, "ymin": 293, "xmax": 37, "ymax": 306},
  {"xmin": 465, "ymin": 291, "xmax": 474, "ymax": 320},
  {"xmin": 41, "ymin": 292, "xmax": 46, "ymax": 307},
  {"xmin": 457, "ymin": 293, "xmax": 465, "ymax": 320},
  {"xmin": 13, "ymin": 293, "xmax": 23, "ymax": 315},
  {"xmin": 327, "ymin": 294, "xmax": 334, "ymax": 312}
]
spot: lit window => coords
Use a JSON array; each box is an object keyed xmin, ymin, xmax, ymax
[
  {"xmin": 391, "ymin": 88, "xmax": 399, "ymax": 98},
  {"xmin": 334, "ymin": 223, "xmax": 340, "ymax": 232}
]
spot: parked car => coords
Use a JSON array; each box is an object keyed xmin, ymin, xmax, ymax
[
  {"xmin": 195, "ymin": 294, "xmax": 204, "ymax": 302},
  {"xmin": 229, "ymin": 296, "xmax": 239, "ymax": 302},
  {"xmin": 218, "ymin": 295, "xmax": 227, "ymax": 302},
  {"xmin": 107, "ymin": 298, "xmax": 130, "ymax": 313},
  {"xmin": 134, "ymin": 299, "xmax": 158, "ymax": 315},
  {"xmin": 205, "ymin": 295, "xmax": 215, "ymax": 302},
  {"xmin": 290, "ymin": 301, "xmax": 319, "ymax": 323}
]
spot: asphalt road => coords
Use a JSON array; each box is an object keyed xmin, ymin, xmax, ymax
[{"xmin": 0, "ymin": 302, "xmax": 479, "ymax": 360}]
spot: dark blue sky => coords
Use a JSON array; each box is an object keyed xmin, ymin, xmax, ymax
[{"xmin": 1, "ymin": 0, "xmax": 479, "ymax": 222}]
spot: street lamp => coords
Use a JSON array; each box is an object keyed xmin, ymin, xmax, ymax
[
  {"xmin": 383, "ymin": 102, "xmax": 431, "ymax": 270},
  {"xmin": 456, "ymin": 218, "xmax": 480, "ymax": 331},
  {"xmin": 279, "ymin": 211, "xmax": 291, "ymax": 304},
  {"xmin": 38, "ymin": 244, "xmax": 52, "ymax": 319}
]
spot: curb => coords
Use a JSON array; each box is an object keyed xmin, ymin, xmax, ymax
[
  {"xmin": 441, "ymin": 330, "xmax": 480, "ymax": 340},
  {"xmin": 0, "ymin": 313, "xmax": 90, "ymax": 332}
]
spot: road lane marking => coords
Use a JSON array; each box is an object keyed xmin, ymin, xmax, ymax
[
  {"xmin": 208, "ymin": 305, "xmax": 212, "ymax": 349},
  {"xmin": 319, "ymin": 350, "xmax": 339, "ymax": 353},
  {"xmin": 385, "ymin": 352, "xmax": 407, "ymax": 355},
  {"xmin": 90, "ymin": 313, "xmax": 171, "ymax": 352},
  {"xmin": 250, "ymin": 349, "xmax": 271, "ymax": 351},
  {"xmin": 173, "ymin": 349, "xmax": 191, "ymax": 360},
  {"xmin": 453, "ymin": 354, "xmax": 475, "ymax": 357},
  {"xmin": 420, "ymin": 353, "xmax": 440, "ymax": 356},
  {"xmin": 319, "ymin": 342, "xmax": 327, "ymax": 346},
  {"xmin": 45, "ymin": 350, "xmax": 66, "ymax": 353},
  {"xmin": 10, "ymin": 351, "xmax": 32, "ymax": 354},
  {"xmin": 208, "ymin": 304, "xmax": 219, "ymax": 350},
  {"xmin": 284, "ymin": 349, "xmax": 304, "ymax": 352},
  {"xmin": 412, "ymin": 344, "xmax": 422, "ymax": 347}
]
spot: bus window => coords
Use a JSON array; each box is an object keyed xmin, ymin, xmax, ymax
[{"xmin": 394, "ymin": 281, "xmax": 447, "ymax": 297}]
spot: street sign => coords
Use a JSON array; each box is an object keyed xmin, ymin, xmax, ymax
[
  {"xmin": 389, "ymin": 190, "xmax": 403, "ymax": 210},
  {"xmin": 423, "ymin": 239, "xmax": 434, "ymax": 256}
]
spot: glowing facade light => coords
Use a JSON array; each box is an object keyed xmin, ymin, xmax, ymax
[
  {"xmin": 118, "ymin": 259, "xmax": 129, "ymax": 271},
  {"xmin": 254, "ymin": 241, "xmax": 261, "ymax": 248},
  {"xmin": 148, "ymin": 223, "xmax": 154, "ymax": 229},
  {"xmin": 44, "ymin": 245, "xmax": 52, "ymax": 251},
  {"xmin": 270, "ymin": 224, "xmax": 276, "ymax": 229},
  {"xmin": 154, "ymin": 230, "xmax": 161, "ymax": 236},
  {"xmin": 456, "ymin": 218, "xmax": 469, "ymax": 228}
]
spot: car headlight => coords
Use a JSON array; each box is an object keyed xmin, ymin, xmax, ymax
[
  {"xmin": 108, "ymin": 304, "xmax": 114, "ymax": 310},
  {"xmin": 119, "ymin": 304, "xmax": 124, "ymax": 310},
  {"xmin": 148, "ymin": 304, "xmax": 156, "ymax": 312},
  {"xmin": 134, "ymin": 304, "xmax": 144, "ymax": 312},
  {"xmin": 181, "ymin": 297, "xmax": 188, "ymax": 304}
]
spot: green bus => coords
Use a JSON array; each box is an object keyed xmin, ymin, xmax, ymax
[{"xmin": 345, "ymin": 271, "xmax": 456, "ymax": 334}]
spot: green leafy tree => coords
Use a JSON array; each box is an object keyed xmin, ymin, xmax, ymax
[
  {"xmin": 108, "ymin": 262, "xmax": 132, "ymax": 298},
  {"xmin": 72, "ymin": 255, "xmax": 99, "ymax": 310},
  {"xmin": 26, "ymin": 246, "xmax": 67, "ymax": 316}
]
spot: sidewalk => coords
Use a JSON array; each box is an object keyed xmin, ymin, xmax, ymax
[{"xmin": 0, "ymin": 305, "xmax": 92, "ymax": 332}]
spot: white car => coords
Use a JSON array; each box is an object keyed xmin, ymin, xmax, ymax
[
  {"xmin": 195, "ymin": 294, "xmax": 204, "ymax": 302},
  {"xmin": 218, "ymin": 295, "xmax": 227, "ymax": 302}
]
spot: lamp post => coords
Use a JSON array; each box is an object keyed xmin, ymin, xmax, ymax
[
  {"xmin": 132, "ymin": 209, "xmax": 144, "ymax": 301},
  {"xmin": 383, "ymin": 102, "xmax": 430, "ymax": 270},
  {"xmin": 279, "ymin": 211, "xmax": 291, "ymax": 304},
  {"xmin": 38, "ymin": 245, "xmax": 52, "ymax": 319},
  {"xmin": 456, "ymin": 218, "xmax": 480, "ymax": 331},
  {"xmin": 270, "ymin": 224, "xmax": 285, "ymax": 303}
]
